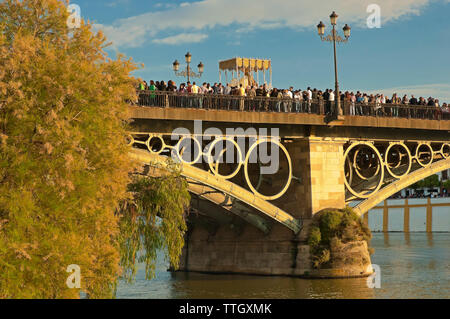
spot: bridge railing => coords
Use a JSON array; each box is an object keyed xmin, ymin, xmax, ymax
[
  {"xmin": 344, "ymin": 102, "xmax": 450, "ymax": 120},
  {"xmin": 135, "ymin": 90, "xmax": 324, "ymax": 114},
  {"xmin": 134, "ymin": 90, "xmax": 450, "ymax": 121}
]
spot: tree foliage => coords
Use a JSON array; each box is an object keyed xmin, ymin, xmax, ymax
[
  {"xmin": 443, "ymin": 179, "xmax": 450, "ymax": 190},
  {"xmin": 410, "ymin": 174, "xmax": 440, "ymax": 190},
  {"xmin": 0, "ymin": 0, "xmax": 190, "ymax": 299},
  {"xmin": 119, "ymin": 162, "xmax": 190, "ymax": 284}
]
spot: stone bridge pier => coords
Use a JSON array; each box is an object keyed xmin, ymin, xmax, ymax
[{"xmin": 177, "ymin": 138, "xmax": 360, "ymax": 278}]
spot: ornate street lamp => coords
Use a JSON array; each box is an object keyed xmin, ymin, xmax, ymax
[
  {"xmin": 172, "ymin": 60, "xmax": 180, "ymax": 72},
  {"xmin": 317, "ymin": 12, "xmax": 351, "ymax": 118},
  {"xmin": 185, "ymin": 52, "xmax": 192, "ymax": 63},
  {"xmin": 198, "ymin": 62, "xmax": 204, "ymax": 75},
  {"xmin": 172, "ymin": 52, "xmax": 204, "ymax": 82}
]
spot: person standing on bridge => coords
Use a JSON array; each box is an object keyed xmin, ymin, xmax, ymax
[
  {"xmin": 191, "ymin": 82, "xmax": 200, "ymax": 108},
  {"xmin": 350, "ymin": 92, "xmax": 356, "ymax": 116},
  {"xmin": 178, "ymin": 83, "xmax": 187, "ymax": 108},
  {"xmin": 149, "ymin": 80, "xmax": 156, "ymax": 107},
  {"xmin": 137, "ymin": 80, "xmax": 147, "ymax": 106},
  {"xmin": 328, "ymin": 90, "xmax": 335, "ymax": 114},
  {"xmin": 159, "ymin": 81, "xmax": 168, "ymax": 107},
  {"xmin": 283, "ymin": 89, "xmax": 293, "ymax": 113},
  {"xmin": 223, "ymin": 83, "xmax": 232, "ymax": 110},
  {"xmin": 380, "ymin": 94, "xmax": 387, "ymax": 116},
  {"xmin": 248, "ymin": 86, "xmax": 257, "ymax": 111},
  {"xmin": 306, "ymin": 87, "xmax": 312, "ymax": 113},
  {"xmin": 288, "ymin": 87, "xmax": 294, "ymax": 112},
  {"xmin": 186, "ymin": 81, "xmax": 193, "ymax": 107},
  {"xmin": 374, "ymin": 94, "xmax": 382, "ymax": 116},
  {"xmin": 391, "ymin": 93, "xmax": 399, "ymax": 117},
  {"xmin": 198, "ymin": 82, "xmax": 207, "ymax": 109},
  {"xmin": 239, "ymin": 84, "xmax": 246, "ymax": 111},
  {"xmin": 356, "ymin": 92, "xmax": 363, "ymax": 115},
  {"xmin": 294, "ymin": 90, "xmax": 302, "ymax": 113},
  {"xmin": 442, "ymin": 103, "xmax": 449, "ymax": 120},
  {"xmin": 167, "ymin": 80, "xmax": 177, "ymax": 107},
  {"xmin": 159, "ymin": 81, "xmax": 167, "ymax": 92},
  {"xmin": 326, "ymin": 89, "xmax": 334, "ymax": 115},
  {"xmin": 434, "ymin": 99, "xmax": 441, "ymax": 120},
  {"xmin": 323, "ymin": 89, "xmax": 330, "ymax": 115},
  {"xmin": 255, "ymin": 85, "xmax": 263, "ymax": 111}
]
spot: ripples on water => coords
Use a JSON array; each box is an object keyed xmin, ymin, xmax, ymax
[{"xmin": 116, "ymin": 233, "xmax": 450, "ymax": 299}]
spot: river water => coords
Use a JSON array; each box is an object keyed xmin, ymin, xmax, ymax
[
  {"xmin": 116, "ymin": 233, "xmax": 450, "ymax": 299},
  {"xmin": 116, "ymin": 200, "xmax": 450, "ymax": 299}
]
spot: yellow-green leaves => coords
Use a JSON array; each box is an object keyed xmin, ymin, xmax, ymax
[
  {"xmin": 120, "ymin": 162, "xmax": 190, "ymax": 284},
  {"xmin": 0, "ymin": 0, "xmax": 190, "ymax": 299},
  {"xmin": 0, "ymin": 0, "xmax": 137, "ymax": 298}
]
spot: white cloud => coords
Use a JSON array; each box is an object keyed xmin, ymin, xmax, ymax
[
  {"xmin": 367, "ymin": 83, "xmax": 450, "ymax": 103},
  {"xmin": 154, "ymin": 3, "xmax": 177, "ymax": 9},
  {"xmin": 105, "ymin": 0, "xmax": 132, "ymax": 8},
  {"xmin": 152, "ymin": 33, "xmax": 208, "ymax": 45},
  {"xmin": 94, "ymin": 0, "xmax": 440, "ymax": 48}
]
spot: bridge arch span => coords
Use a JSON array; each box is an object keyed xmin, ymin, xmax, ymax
[
  {"xmin": 353, "ymin": 157, "xmax": 450, "ymax": 216},
  {"xmin": 129, "ymin": 148, "xmax": 302, "ymax": 234}
]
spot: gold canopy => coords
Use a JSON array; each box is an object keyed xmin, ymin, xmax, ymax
[
  {"xmin": 219, "ymin": 57, "xmax": 272, "ymax": 88},
  {"xmin": 219, "ymin": 57, "xmax": 271, "ymax": 72}
]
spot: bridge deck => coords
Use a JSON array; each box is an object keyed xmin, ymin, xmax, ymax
[{"xmin": 129, "ymin": 106, "xmax": 450, "ymax": 132}]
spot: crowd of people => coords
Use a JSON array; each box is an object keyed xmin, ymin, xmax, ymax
[{"xmin": 137, "ymin": 80, "xmax": 449, "ymax": 116}]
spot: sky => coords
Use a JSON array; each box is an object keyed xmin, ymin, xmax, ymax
[{"xmin": 73, "ymin": 0, "xmax": 450, "ymax": 102}]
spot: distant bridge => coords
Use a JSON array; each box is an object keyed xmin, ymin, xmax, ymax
[{"xmin": 363, "ymin": 198, "xmax": 450, "ymax": 233}]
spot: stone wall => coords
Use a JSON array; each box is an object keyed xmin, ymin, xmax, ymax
[
  {"xmin": 274, "ymin": 138, "xmax": 346, "ymax": 219},
  {"xmin": 178, "ymin": 218, "xmax": 372, "ymax": 278},
  {"xmin": 309, "ymin": 138, "xmax": 347, "ymax": 214},
  {"xmin": 179, "ymin": 223, "xmax": 312, "ymax": 277}
]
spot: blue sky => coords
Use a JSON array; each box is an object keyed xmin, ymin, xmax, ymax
[{"xmin": 74, "ymin": 0, "xmax": 450, "ymax": 102}]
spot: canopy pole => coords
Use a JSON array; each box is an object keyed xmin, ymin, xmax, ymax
[{"xmin": 270, "ymin": 66, "xmax": 273, "ymax": 89}]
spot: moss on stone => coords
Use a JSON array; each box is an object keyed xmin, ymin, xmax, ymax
[{"xmin": 307, "ymin": 207, "xmax": 373, "ymax": 269}]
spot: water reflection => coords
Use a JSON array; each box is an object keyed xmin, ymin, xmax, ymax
[
  {"xmin": 165, "ymin": 272, "xmax": 376, "ymax": 299},
  {"xmin": 427, "ymin": 233, "xmax": 434, "ymax": 247},
  {"xmin": 404, "ymin": 233, "xmax": 411, "ymax": 246},
  {"xmin": 383, "ymin": 232, "xmax": 390, "ymax": 246},
  {"xmin": 117, "ymin": 233, "xmax": 450, "ymax": 299}
]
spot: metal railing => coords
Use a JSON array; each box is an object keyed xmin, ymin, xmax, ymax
[{"xmin": 134, "ymin": 90, "xmax": 450, "ymax": 121}]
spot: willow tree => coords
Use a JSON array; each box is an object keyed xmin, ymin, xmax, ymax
[{"xmin": 0, "ymin": 0, "xmax": 189, "ymax": 299}]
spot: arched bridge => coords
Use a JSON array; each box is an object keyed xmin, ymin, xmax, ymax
[{"xmin": 128, "ymin": 96, "xmax": 450, "ymax": 276}]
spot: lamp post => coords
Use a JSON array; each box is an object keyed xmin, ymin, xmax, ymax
[
  {"xmin": 172, "ymin": 52, "xmax": 204, "ymax": 82},
  {"xmin": 317, "ymin": 12, "xmax": 351, "ymax": 117}
]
